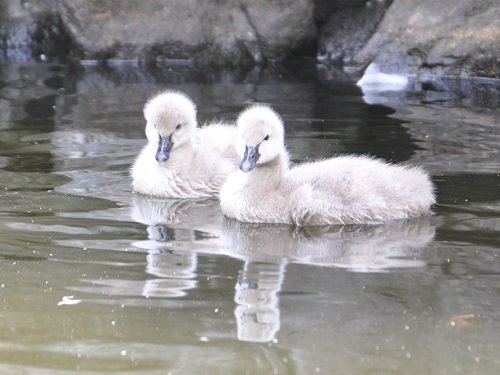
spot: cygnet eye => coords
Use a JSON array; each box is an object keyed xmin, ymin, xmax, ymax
[
  {"xmin": 263, "ymin": 135, "xmax": 270, "ymax": 141},
  {"xmin": 176, "ymin": 124, "xmax": 182, "ymax": 130}
]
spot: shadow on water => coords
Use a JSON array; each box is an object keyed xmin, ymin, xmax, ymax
[
  {"xmin": 312, "ymin": 85, "xmax": 421, "ymax": 162},
  {"xmin": 0, "ymin": 61, "xmax": 499, "ymax": 373}
]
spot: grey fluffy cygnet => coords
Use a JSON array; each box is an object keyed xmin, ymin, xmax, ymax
[
  {"xmin": 220, "ymin": 105, "xmax": 435, "ymax": 226},
  {"xmin": 131, "ymin": 90, "xmax": 239, "ymax": 198}
]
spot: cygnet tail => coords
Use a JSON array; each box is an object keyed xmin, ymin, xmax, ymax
[{"xmin": 400, "ymin": 166, "xmax": 436, "ymax": 217}]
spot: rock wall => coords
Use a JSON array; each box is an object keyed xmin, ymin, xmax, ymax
[
  {"xmin": 57, "ymin": 0, "xmax": 317, "ymax": 67},
  {"xmin": 351, "ymin": 0, "xmax": 500, "ymax": 79},
  {"xmin": 0, "ymin": 0, "xmax": 499, "ymax": 79}
]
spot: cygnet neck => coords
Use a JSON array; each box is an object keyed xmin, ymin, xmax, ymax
[
  {"xmin": 165, "ymin": 137, "xmax": 196, "ymax": 166},
  {"xmin": 254, "ymin": 149, "xmax": 289, "ymax": 179}
]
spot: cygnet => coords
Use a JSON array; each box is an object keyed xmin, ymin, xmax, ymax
[
  {"xmin": 220, "ymin": 105, "xmax": 435, "ymax": 226},
  {"xmin": 131, "ymin": 90, "xmax": 239, "ymax": 198}
]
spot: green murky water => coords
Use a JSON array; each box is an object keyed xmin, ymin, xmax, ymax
[{"xmin": 0, "ymin": 62, "xmax": 499, "ymax": 374}]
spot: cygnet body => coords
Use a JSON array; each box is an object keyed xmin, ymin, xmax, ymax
[
  {"xmin": 220, "ymin": 105, "xmax": 435, "ymax": 226},
  {"xmin": 131, "ymin": 91, "xmax": 239, "ymax": 198}
]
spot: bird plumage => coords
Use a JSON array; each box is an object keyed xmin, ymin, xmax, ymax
[
  {"xmin": 131, "ymin": 90, "xmax": 239, "ymax": 198},
  {"xmin": 220, "ymin": 105, "xmax": 435, "ymax": 226}
]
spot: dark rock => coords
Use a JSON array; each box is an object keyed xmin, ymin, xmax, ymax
[
  {"xmin": 57, "ymin": 0, "xmax": 317, "ymax": 67},
  {"xmin": 0, "ymin": 0, "xmax": 71, "ymax": 63},
  {"xmin": 351, "ymin": 0, "xmax": 500, "ymax": 79},
  {"xmin": 314, "ymin": 0, "xmax": 368, "ymax": 23},
  {"xmin": 30, "ymin": 13, "xmax": 74, "ymax": 62},
  {"xmin": 317, "ymin": 0, "xmax": 389, "ymax": 67}
]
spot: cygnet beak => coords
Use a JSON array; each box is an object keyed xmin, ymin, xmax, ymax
[
  {"xmin": 240, "ymin": 145, "xmax": 259, "ymax": 173},
  {"xmin": 156, "ymin": 135, "xmax": 172, "ymax": 163}
]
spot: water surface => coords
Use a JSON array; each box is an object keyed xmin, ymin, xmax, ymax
[{"xmin": 0, "ymin": 62, "xmax": 499, "ymax": 374}]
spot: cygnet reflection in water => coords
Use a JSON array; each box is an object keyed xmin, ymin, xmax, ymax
[
  {"xmin": 223, "ymin": 216, "xmax": 435, "ymax": 343},
  {"xmin": 131, "ymin": 194, "xmax": 223, "ymax": 234},
  {"xmin": 129, "ymin": 196, "xmax": 223, "ymax": 298},
  {"xmin": 221, "ymin": 217, "xmax": 435, "ymax": 271},
  {"xmin": 234, "ymin": 260, "xmax": 286, "ymax": 343},
  {"xmin": 141, "ymin": 250, "xmax": 198, "ymax": 298},
  {"xmin": 130, "ymin": 196, "xmax": 435, "ymax": 342}
]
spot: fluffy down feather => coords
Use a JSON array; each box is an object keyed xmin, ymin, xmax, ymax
[
  {"xmin": 220, "ymin": 105, "xmax": 435, "ymax": 225},
  {"xmin": 131, "ymin": 90, "xmax": 239, "ymax": 198}
]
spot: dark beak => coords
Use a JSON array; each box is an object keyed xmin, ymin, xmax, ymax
[
  {"xmin": 240, "ymin": 145, "xmax": 259, "ymax": 173},
  {"xmin": 155, "ymin": 135, "xmax": 172, "ymax": 162}
]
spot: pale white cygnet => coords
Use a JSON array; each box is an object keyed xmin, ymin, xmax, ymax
[
  {"xmin": 220, "ymin": 105, "xmax": 436, "ymax": 226},
  {"xmin": 131, "ymin": 90, "xmax": 239, "ymax": 198}
]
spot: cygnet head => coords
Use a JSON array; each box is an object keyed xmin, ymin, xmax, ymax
[
  {"xmin": 143, "ymin": 90, "xmax": 197, "ymax": 163},
  {"xmin": 236, "ymin": 105, "xmax": 285, "ymax": 172}
]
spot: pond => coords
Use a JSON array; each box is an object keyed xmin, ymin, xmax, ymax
[{"xmin": 0, "ymin": 61, "xmax": 499, "ymax": 374}]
